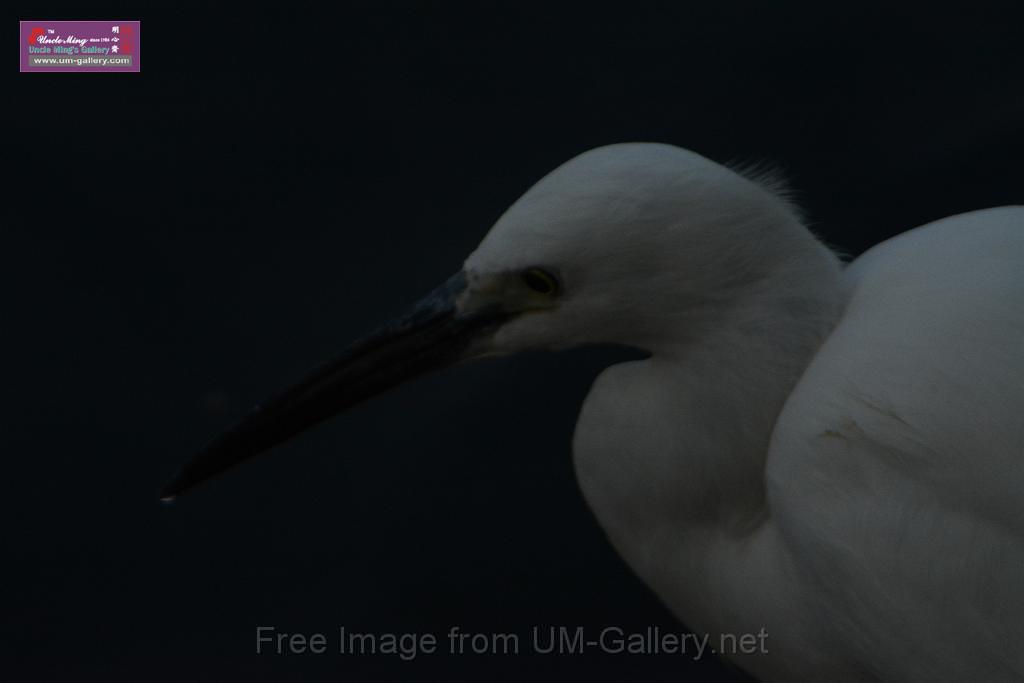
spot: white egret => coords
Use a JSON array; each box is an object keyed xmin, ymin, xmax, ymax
[{"xmin": 163, "ymin": 143, "xmax": 1024, "ymax": 682}]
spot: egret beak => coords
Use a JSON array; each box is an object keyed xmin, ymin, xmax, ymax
[{"xmin": 160, "ymin": 271, "xmax": 506, "ymax": 501}]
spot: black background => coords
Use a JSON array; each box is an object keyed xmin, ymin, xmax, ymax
[{"xmin": 5, "ymin": 2, "xmax": 1023, "ymax": 681}]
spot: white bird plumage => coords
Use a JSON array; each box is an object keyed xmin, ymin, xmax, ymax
[
  {"xmin": 166, "ymin": 141, "xmax": 1023, "ymax": 682},
  {"xmin": 464, "ymin": 143, "xmax": 1024, "ymax": 681}
]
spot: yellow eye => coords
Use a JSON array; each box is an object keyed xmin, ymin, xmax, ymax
[{"xmin": 521, "ymin": 267, "xmax": 559, "ymax": 296}]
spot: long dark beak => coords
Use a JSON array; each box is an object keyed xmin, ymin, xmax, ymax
[{"xmin": 160, "ymin": 271, "xmax": 505, "ymax": 501}]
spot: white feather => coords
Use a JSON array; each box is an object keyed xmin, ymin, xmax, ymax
[{"xmin": 465, "ymin": 143, "xmax": 1024, "ymax": 682}]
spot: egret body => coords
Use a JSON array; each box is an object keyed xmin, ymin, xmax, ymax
[{"xmin": 163, "ymin": 143, "xmax": 1024, "ymax": 682}]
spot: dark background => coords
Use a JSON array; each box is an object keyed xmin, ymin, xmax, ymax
[{"xmin": 5, "ymin": 2, "xmax": 1023, "ymax": 681}]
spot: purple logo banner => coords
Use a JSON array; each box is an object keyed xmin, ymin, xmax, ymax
[{"xmin": 20, "ymin": 20, "xmax": 141, "ymax": 72}]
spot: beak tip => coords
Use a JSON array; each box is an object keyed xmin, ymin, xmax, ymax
[{"xmin": 159, "ymin": 476, "xmax": 186, "ymax": 503}]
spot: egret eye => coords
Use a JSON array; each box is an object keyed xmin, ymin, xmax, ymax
[{"xmin": 521, "ymin": 268, "xmax": 559, "ymax": 296}]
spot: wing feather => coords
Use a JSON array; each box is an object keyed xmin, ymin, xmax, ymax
[{"xmin": 765, "ymin": 207, "xmax": 1024, "ymax": 681}]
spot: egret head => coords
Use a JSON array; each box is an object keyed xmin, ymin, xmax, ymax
[
  {"xmin": 161, "ymin": 143, "xmax": 806, "ymax": 499},
  {"xmin": 462, "ymin": 143, "xmax": 804, "ymax": 353}
]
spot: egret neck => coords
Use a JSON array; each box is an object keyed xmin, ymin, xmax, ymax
[{"xmin": 571, "ymin": 211, "xmax": 847, "ymax": 673}]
